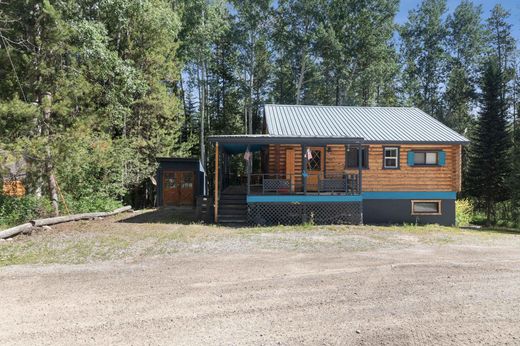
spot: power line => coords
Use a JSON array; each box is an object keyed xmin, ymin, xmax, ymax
[{"xmin": 0, "ymin": 32, "xmax": 27, "ymax": 102}]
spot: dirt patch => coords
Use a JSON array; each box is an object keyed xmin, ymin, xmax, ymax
[{"xmin": 1, "ymin": 211, "xmax": 520, "ymax": 345}]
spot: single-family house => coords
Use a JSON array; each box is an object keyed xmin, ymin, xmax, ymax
[{"xmin": 209, "ymin": 104, "xmax": 469, "ymax": 226}]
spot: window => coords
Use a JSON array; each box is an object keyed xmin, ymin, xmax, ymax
[
  {"xmin": 164, "ymin": 172, "xmax": 177, "ymax": 189},
  {"xmin": 346, "ymin": 146, "xmax": 369, "ymax": 169},
  {"xmin": 383, "ymin": 147, "xmax": 399, "ymax": 169},
  {"xmin": 411, "ymin": 200, "xmax": 441, "ymax": 215},
  {"xmin": 307, "ymin": 149, "xmax": 322, "ymax": 171},
  {"xmin": 414, "ymin": 152, "xmax": 438, "ymax": 165},
  {"xmin": 181, "ymin": 172, "xmax": 193, "ymax": 189}
]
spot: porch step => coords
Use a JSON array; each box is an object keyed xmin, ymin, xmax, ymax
[
  {"xmin": 218, "ymin": 216, "xmax": 247, "ymax": 222},
  {"xmin": 220, "ymin": 195, "xmax": 246, "ymax": 202},
  {"xmin": 218, "ymin": 220, "xmax": 248, "ymax": 227},
  {"xmin": 218, "ymin": 193, "xmax": 247, "ymax": 226},
  {"xmin": 219, "ymin": 208, "xmax": 247, "ymax": 214}
]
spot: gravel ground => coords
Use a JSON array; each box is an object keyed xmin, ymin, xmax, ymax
[{"xmin": 1, "ymin": 210, "xmax": 520, "ymax": 345}]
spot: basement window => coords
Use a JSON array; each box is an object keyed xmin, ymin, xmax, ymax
[{"xmin": 411, "ymin": 200, "xmax": 441, "ymax": 215}]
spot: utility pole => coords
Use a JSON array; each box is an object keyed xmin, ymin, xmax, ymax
[{"xmin": 42, "ymin": 92, "xmax": 59, "ymax": 216}]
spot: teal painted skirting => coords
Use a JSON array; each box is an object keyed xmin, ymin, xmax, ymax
[
  {"xmin": 362, "ymin": 191, "xmax": 456, "ymax": 200},
  {"xmin": 246, "ymin": 191, "xmax": 456, "ymax": 203},
  {"xmin": 247, "ymin": 195, "xmax": 363, "ymax": 203}
]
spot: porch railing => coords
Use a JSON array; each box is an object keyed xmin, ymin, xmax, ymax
[{"xmin": 248, "ymin": 173, "xmax": 360, "ymax": 195}]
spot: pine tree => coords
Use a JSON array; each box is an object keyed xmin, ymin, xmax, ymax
[
  {"xmin": 445, "ymin": 0, "xmax": 484, "ymax": 133},
  {"xmin": 399, "ymin": 0, "xmax": 448, "ymax": 119},
  {"xmin": 511, "ymin": 119, "xmax": 520, "ymax": 224},
  {"xmin": 466, "ymin": 58, "xmax": 511, "ymax": 225}
]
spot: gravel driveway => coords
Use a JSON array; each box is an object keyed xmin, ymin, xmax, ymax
[{"xmin": 1, "ymin": 212, "xmax": 520, "ymax": 345}]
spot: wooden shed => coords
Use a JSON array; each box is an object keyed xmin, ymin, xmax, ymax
[{"xmin": 156, "ymin": 158, "xmax": 206, "ymax": 207}]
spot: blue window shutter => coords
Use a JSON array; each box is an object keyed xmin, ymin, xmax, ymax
[
  {"xmin": 407, "ymin": 151, "xmax": 415, "ymax": 166},
  {"xmin": 438, "ymin": 151, "xmax": 446, "ymax": 166}
]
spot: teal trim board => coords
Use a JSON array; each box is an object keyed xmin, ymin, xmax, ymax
[
  {"xmin": 246, "ymin": 192, "xmax": 456, "ymax": 203},
  {"xmin": 362, "ymin": 191, "xmax": 456, "ymax": 200},
  {"xmin": 247, "ymin": 195, "xmax": 363, "ymax": 203}
]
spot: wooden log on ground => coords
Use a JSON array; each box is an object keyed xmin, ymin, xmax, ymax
[
  {"xmin": 32, "ymin": 206, "xmax": 132, "ymax": 227},
  {"xmin": 0, "ymin": 223, "xmax": 33, "ymax": 239},
  {"xmin": 32, "ymin": 212, "xmax": 108, "ymax": 227},
  {"xmin": 0, "ymin": 205, "xmax": 132, "ymax": 239},
  {"xmin": 102, "ymin": 206, "xmax": 132, "ymax": 216}
]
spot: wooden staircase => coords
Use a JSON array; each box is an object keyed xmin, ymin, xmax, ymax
[{"xmin": 218, "ymin": 192, "xmax": 247, "ymax": 226}]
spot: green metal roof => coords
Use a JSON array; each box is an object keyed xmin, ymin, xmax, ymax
[{"xmin": 264, "ymin": 104, "xmax": 469, "ymax": 144}]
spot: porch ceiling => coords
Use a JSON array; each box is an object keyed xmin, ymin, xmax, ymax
[
  {"xmin": 208, "ymin": 135, "xmax": 364, "ymax": 147},
  {"xmin": 221, "ymin": 143, "xmax": 263, "ymax": 154}
]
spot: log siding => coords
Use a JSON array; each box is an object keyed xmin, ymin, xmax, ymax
[{"xmin": 267, "ymin": 144, "xmax": 462, "ymax": 192}]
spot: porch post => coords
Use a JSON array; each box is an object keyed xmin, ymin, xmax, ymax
[
  {"xmin": 302, "ymin": 145, "xmax": 307, "ymax": 194},
  {"xmin": 246, "ymin": 145, "xmax": 251, "ymax": 195},
  {"xmin": 357, "ymin": 142, "xmax": 362, "ymax": 195},
  {"xmin": 345, "ymin": 144, "xmax": 349, "ymax": 193},
  {"xmin": 214, "ymin": 142, "xmax": 219, "ymax": 223}
]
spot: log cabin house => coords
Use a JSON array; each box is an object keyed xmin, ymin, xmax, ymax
[{"xmin": 209, "ymin": 104, "xmax": 469, "ymax": 226}]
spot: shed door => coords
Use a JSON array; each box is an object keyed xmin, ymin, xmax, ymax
[
  {"xmin": 163, "ymin": 171, "xmax": 195, "ymax": 206},
  {"xmin": 179, "ymin": 171, "xmax": 195, "ymax": 205}
]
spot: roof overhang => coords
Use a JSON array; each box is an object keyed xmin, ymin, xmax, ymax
[
  {"xmin": 363, "ymin": 140, "xmax": 470, "ymax": 145},
  {"xmin": 208, "ymin": 135, "xmax": 364, "ymax": 145}
]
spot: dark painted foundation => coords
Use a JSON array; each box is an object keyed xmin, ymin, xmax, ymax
[{"xmin": 363, "ymin": 199, "xmax": 455, "ymax": 226}]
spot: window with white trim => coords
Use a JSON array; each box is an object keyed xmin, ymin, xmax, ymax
[
  {"xmin": 411, "ymin": 200, "xmax": 441, "ymax": 215},
  {"xmin": 414, "ymin": 152, "xmax": 438, "ymax": 165},
  {"xmin": 383, "ymin": 147, "xmax": 399, "ymax": 168}
]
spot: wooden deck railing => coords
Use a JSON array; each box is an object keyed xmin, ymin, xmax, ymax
[{"xmin": 247, "ymin": 173, "xmax": 360, "ymax": 195}]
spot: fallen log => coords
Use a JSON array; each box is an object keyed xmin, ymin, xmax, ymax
[
  {"xmin": 32, "ymin": 205, "xmax": 133, "ymax": 227},
  {"xmin": 0, "ymin": 205, "xmax": 132, "ymax": 239},
  {"xmin": 0, "ymin": 223, "xmax": 33, "ymax": 240},
  {"xmin": 100, "ymin": 205, "xmax": 132, "ymax": 217}
]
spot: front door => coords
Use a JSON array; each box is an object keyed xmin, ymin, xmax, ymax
[
  {"xmin": 285, "ymin": 148, "xmax": 295, "ymax": 192},
  {"xmin": 163, "ymin": 171, "xmax": 195, "ymax": 206},
  {"xmin": 306, "ymin": 147, "xmax": 324, "ymax": 192}
]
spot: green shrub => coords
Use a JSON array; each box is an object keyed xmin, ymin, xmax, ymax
[
  {"xmin": 63, "ymin": 193, "xmax": 122, "ymax": 214},
  {"xmin": 0, "ymin": 195, "xmax": 52, "ymax": 226},
  {"xmin": 456, "ymin": 199, "xmax": 473, "ymax": 227},
  {"xmin": 0, "ymin": 193, "xmax": 122, "ymax": 228}
]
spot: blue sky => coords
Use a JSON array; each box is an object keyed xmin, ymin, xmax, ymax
[{"xmin": 397, "ymin": 0, "xmax": 520, "ymax": 41}]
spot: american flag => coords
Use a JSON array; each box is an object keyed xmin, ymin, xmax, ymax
[{"xmin": 306, "ymin": 148, "xmax": 313, "ymax": 160}]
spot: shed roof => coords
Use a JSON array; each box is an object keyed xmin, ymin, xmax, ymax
[{"xmin": 264, "ymin": 104, "xmax": 469, "ymax": 144}]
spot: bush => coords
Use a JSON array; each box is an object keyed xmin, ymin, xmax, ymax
[
  {"xmin": 456, "ymin": 199, "xmax": 473, "ymax": 227},
  {"xmin": 63, "ymin": 193, "xmax": 122, "ymax": 214},
  {"xmin": 0, "ymin": 194, "xmax": 52, "ymax": 226},
  {"xmin": 0, "ymin": 193, "xmax": 122, "ymax": 228}
]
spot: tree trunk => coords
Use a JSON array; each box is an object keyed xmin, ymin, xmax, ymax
[
  {"xmin": 179, "ymin": 73, "xmax": 188, "ymax": 142},
  {"xmin": 199, "ymin": 64, "xmax": 206, "ymax": 171},
  {"xmin": 295, "ymin": 48, "xmax": 307, "ymax": 105},
  {"xmin": 486, "ymin": 199, "xmax": 492, "ymax": 227},
  {"xmin": 42, "ymin": 92, "xmax": 59, "ymax": 216}
]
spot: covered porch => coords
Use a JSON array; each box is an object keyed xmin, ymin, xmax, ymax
[{"xmin": 209, "ymin": 135, "xmax": 365, "ymax": 225}]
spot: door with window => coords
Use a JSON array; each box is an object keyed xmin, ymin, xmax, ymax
[
  {"xmin": 163, "ymin": 171, "xmax": 195, "ymax": 206},
  {"xmin": 306, "ymin": 147, "xmax": 324, "ymax": 192}
]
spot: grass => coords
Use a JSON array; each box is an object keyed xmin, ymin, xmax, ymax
[{"xmin": 0, "ymin": 219, "xmax": 518, "ymax": 268}]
